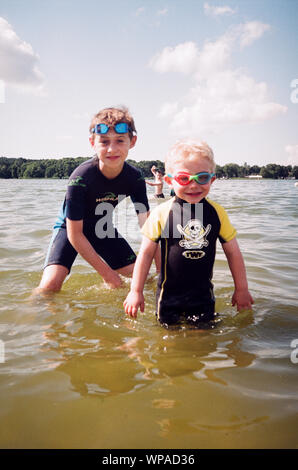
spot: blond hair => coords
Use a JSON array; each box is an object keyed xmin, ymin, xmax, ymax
[
  {"xmin": 89, "ymin": 106, "xmax": 136, "ymax": 140},
  {"xmin": 165, "ymin": 140, "xmax": 215, "ymax": 173}
]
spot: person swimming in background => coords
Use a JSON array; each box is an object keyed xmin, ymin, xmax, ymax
[{"xmin": 145, "ymin": 165, "xmax": 165, "ymax": 199}]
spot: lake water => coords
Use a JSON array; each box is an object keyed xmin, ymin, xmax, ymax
[{"xmin": 0, "ymin": 178, "xmax": 297, "ymax": 449}]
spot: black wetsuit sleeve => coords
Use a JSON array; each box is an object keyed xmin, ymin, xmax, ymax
[
  {"xmin": 65, "ymin": 173, "xmax": 88, "ymax": 221},
  {"xmin": 130, "ymin": 174, "xmax": 150, "ymax": 213}
]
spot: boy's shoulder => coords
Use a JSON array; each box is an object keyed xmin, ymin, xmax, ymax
[
  {"xmin": 147, "ymin": 196, "xmax": 176, "ymax": 221},
  {"xmin": 205, "ymin": 197, "xmax": 225, "ymax": 209},
  {"xmin": 123, "ymin": 161, "xmax": 145, "ymax": 181},
  {"xmin": 152, "ymin": 195, "xmax": 175, "ymax": 209},
  {"xmin": 149, "ymin": 197, "xmax": 228, "ymax": 213},
  {"xmin": 142, "ymin": 197, "xmax": 175, "ymax": 241},
  {"xmin": 69, "ymin": 157, "xmax": 98, "ymax": 179},
  {"xmin": 66, "ymin": 157, "xmax": 99, "ymax": 190}
]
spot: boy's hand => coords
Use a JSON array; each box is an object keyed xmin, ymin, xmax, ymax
[
  {"xmin": 103, "ymin": 269, "xmax": 123, "ymax": 289},
  {"xmin": 123, "ymin": 291, "xmax": 145, "ymax": 318},
  {"xmin": 232, "ymin": 289, "xmax": 254, "ymax": 311}
]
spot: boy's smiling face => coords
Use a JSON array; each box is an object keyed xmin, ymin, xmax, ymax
[
  {"xmin": 92, "ymin": 129, "xmax": 137, "ymax": 177},
  {"xmin": 168, "ymin": 156, "xmax": 216, "ymax": 203}
]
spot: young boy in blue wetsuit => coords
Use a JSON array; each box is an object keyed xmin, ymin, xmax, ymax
[
  {"xmin": 124, "ymin": 140, "xmax": 254, "ymax": 327},
  {"xmin": 38, "ymin": 106, "xmax": 159, "ymax": 292}
]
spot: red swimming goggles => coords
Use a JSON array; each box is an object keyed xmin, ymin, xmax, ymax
[{"xmin": 166, "ymin": 171, "xmax": 215, "ymax": 186}]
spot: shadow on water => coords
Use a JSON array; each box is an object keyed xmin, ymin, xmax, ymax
[
  {"xmin": 0, "ymin": 265, "xmax": 297, "ymax": 448},
  {"xmin": 17, "ymin": 272, "xmax": 260, "ymax": 400},
  {"xmin": 4, "ymin": 266, "xmax": 296, "ymax": 395}
]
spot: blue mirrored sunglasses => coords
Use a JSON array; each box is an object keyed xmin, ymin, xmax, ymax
[{"xmin": 91, "ymin": 122, "xmax": 135, "ymax": 135}]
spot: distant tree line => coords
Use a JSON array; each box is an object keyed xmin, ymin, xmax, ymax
[
  {"xmin": 215, "ymin": 162, "xmax": 298, "ymax": 179},
  {"xmin": 0, "ymin": 156, "xmax": 297, "ymax": 179},
  {"xmin": 0, "ymin": 156, "xmax": 88, "ymax": 179}
]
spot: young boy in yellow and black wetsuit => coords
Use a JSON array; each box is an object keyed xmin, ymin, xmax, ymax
[
  {"xmin": 124, "ymin": 140, "xmax": 254, "ymax": 327},
  {"xmin": 37, "ymin": 106, "xmax": 160, "ymax": 293}
]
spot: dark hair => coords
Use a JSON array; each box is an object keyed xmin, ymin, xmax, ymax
[{"xmin": 89, "ymin": 106, "xmax": 136, "ymax": 139}]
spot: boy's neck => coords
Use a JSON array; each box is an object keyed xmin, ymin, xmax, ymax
[
  {"xmin": 98, "ymin": 161, "xmax": 125, "ymax": 179},
  {"xmin": 175, "ymin": 195, "xmax": 206, "ymax": 205}
]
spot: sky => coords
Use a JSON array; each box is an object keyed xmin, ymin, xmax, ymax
[{"xmin": 0, "ymin": 0, "xmax": 298, "ymax": 167}]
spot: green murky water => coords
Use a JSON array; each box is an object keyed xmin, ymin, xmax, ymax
[{"xmin": 0, "ymin": 178, "xmax": 297, "ymax": 448}]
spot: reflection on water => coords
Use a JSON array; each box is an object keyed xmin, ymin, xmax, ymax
[{"xmin": 0, "ymin": 179, "xmax": 298, "ymax": 448}]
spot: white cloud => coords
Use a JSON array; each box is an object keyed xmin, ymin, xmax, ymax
[
  {"xmin": 149, "ymin": 41, "xmax": 199, "ymax": 75},
  {"xmin": 204, "ymin": 2, "xmax": 236, "ymax": 17},
  {"xmin": 0, "ymin": 17, "xmax": 45, "ymax": 92},
  {"xmin": 158, "ymin": 101, "xmax": 179, "ymax": 118},
  {"xmin": 149, "ymin": 21, "xmax": 286, "ymax": 136},
  {"xmin": 237, "ymin": 21, "xmax": 271, "ymax": 47},
  {"xmin": 165, "ymin": 70, "xmax": 287, "ymax": 135},
  {"xmin": 285, "ymin": 145, "xmax": 298, "ymax": 166},
  {"xmin": 195, "ymin": 35, "xmax": 233, "ymax": 79}
]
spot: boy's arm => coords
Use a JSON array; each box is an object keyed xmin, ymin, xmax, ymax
[
  {"xmin": 124, "ymin": 236, "xmax": 158, "ymax": 318},
  {"xmin": 137, "ymin": 211, "xmax": 161, "ymax": 272},
  {"xmin": 66, "ymin": 218, "xmax": 123, "ymax": 288},
  {"xmin": 222, "ymin": 237, "xmax": 254, "ymax": 311},
  {"xmin": 137, "ymin": 210, "xmax": 149, "ymax": 228}
]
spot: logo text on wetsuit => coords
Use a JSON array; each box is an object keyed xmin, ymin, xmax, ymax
[
  {"xmin": 96, "ymin": 192, "xmax": 118, "ymax": 203},
  {"xmin": 68, "ymin": 176, "xmax": 86, "ymax": 187},
  {"xmin": 177, "ymin": 218, "xmax": 211, "ymax": 260}
]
